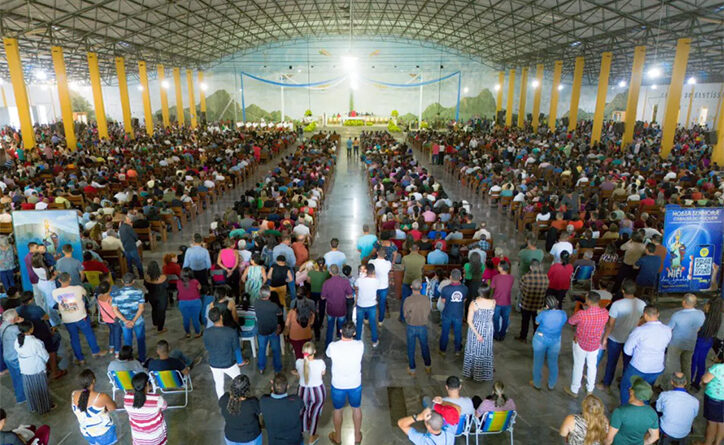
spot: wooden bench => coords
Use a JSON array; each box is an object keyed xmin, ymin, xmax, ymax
[
  {"xmin": 133, "ymin": 227, "xmax": 157, "ymax": 251},
  {"xmin": 0, "ymin": 222, "xmax": 12, "ymax": 235},
  {"xmin": 100, "ymin": 249, "xmax": 128, "ymax": 276},
  {"xmin": 150, "ymin": 220, "xmax": 168, "ymax": 242}
]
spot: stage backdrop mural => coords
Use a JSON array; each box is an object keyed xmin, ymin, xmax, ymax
[
  {"xmin": 659, "ymin": 206, "xmax": 724, "ymax": 293},
  {"xmin": 13, "ymin": 210, "xmax": 83, "ymax": 292}
]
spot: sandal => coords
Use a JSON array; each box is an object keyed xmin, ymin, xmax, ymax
[{"xmin": 328, "ymin": 432, "xmax": 341, "ymax": 445}]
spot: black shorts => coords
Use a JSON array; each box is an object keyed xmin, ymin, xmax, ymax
[{"xmin": 704, "ymin": 394, "xmax": 724, "ymax": 423}]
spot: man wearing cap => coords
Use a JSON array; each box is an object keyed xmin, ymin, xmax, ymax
[
  {"xmin": 620, "ymin": 305, "xmax": 672, "ymax": 404},
  {"xmin": 605, "ymin": 376, "xmax": 660, "ymax": 445}
]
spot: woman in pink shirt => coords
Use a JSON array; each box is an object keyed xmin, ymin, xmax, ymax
[
  {"xmin": 176, "ymin": 268, "xmax": 202, "ymax": 338},
  {"xmin": 96, "ymin": 282, "xmax": 121, "ymax": 358}
]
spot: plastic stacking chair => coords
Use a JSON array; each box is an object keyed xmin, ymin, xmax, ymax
[
  {"xmin": 474, "ymin": 410, "xmax": 517, "ymax": 445},
  {"xmin": 238, "ymin": 310, "xmax": 258, "ymax": 358},
  {"xmin": 454, "ymin": 414, "xmax": 473, "ymax": 445},
  {"xmin": 149, "ymin": 370, "xmax": 193, "ymax": 409},
  {"xmin": 107, "ymin": 370, "xmax": 136, "ymax": 404}
]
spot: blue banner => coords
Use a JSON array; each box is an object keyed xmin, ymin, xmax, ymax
[{"xmin": 659, "ymin": 206, "xmax": 724, "ymax": 293}]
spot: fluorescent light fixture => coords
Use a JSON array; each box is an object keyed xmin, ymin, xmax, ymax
[
  {"xmin": 0, "ymin": 78, "xmax": 4, "ymax": 85},
  {"xmin": 651, "ymin": 84, "xmax": 657, "ymax": 90},
  {"xmin": 161, "ymin": 80, "xmax": 170, "ymax": 89},
  {"xmin": 41, "ymin": 84, "xmax": 49, "ymax": 91},
  {"xmin": 618, "ymin": 80, "xmax": 627, "ymax": 88},
  {"xmin": 35, "ymin": 70, "xmax": 48, "ymax": 80},
  {"xmin": 200, "ymin": 82, "xmax": 208, "ymax": 91},
  {"xmin": 493, "ymin": 84, "xmax": 500, "ymax": 91},
  {"xmin": 297, "ymin": 68, "xmax": 302, "ymax": 73},
  {"xmin": 341, "ymin": 55, "xmax": 358, "ymax": 73},
  {"xmin": 136, "ymin": 84, "xmax": 143, "ymax": 91},
  {"xmin": 647, "ymin": 67, "xmax": 661, "ymax": 79},
  {"xmin": 557, "ymin": 84, "xmax": 564, "ymax": 91},
  {"xmin": 531, "ymin": 80, "xmax": 539, "ymax": 88},
  {"xmin": 687, "ymin": 77, "xmax": 696, "ymax": 85},
  {"xmin": 463, "ymin": 87, "xmax": 469, "ymax": 94}
]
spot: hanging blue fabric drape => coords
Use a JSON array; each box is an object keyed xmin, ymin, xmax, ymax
[{"xmin": 241, "ymin": 71, "xmax": 346, "ymax": 88}]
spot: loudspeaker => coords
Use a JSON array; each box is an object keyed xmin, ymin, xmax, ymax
[
  {"xmin": 561, "ymin": 117, "xmax": 569, "ymax": 128},
  {"xmin": 512, "ymin": 114, "xmax": 518, "ymax": 124},
  {"xmin": 527, "ymin": 113, "xmax": 532, "ymax": 122},
  {"xmin": 707, "ymin": 131, "xmax": 718, "ymax": 144},
  {"xmin": 131, "ymin": 118, "xmax": 139, "ymax": 128},
  {"xmin": 613, "ymin": 122, "xmax": 625, "ymax": 134},
  {"xmin": 496, "ymin": 110, "xmax": 505, "ymax": 124},
  {"xmin": 199, "ymin": 111, "xmax": 207, "ymax": 125}
]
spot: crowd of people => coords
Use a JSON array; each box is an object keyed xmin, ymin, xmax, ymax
[{"xmin": 0, "ymin": 114, "xmax": 722, "ymax": 445}]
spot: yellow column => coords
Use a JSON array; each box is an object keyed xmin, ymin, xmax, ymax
[
  {"xmin": 568, "ymin": 57, "xmax": 585, "ymax": 132},
  {"xmin": 186, "ymin": 69, "xmax": 197, "ymax": 128},
  {"xmin": 548, "ymin": 60, "xmax": 563, "ymax": 131},
  {"xmin": 622, "ymin": 46, "xmax": 647, "ymax": 146},
  {"xmin": 138, "ymin": 61, "xmax": 154, "ymax": 136},
  {"xmin": 591, "ymin": 52, "xmax": 612, "ymax": 144},
  {"xmin": 114, "ymin": 57, "xmax": 133, "ymax": 137},
  {"xmin": 660, "ymin": 38, "xmax": 691, "ymax": 158},
  {"xmin": 531, "ymin": 64, "xmax": 544, "ymax": 131},
  {"xmin": 517, "ymin": 67, "xmax": 528, "ymax": 128},
  {"xmin": 87, "ymin": 52, "xmax": 109, "ymax": 140},
  {"xmin": 496, "ymin": 71, "xmax": 504, "ymax": 113},
  {"xmin": 173, "ymin": 68, "xmax": 185, "ymax": 126},
  {"xmin": 157, "ymin": 65, "xmax": 170, "ymax": 128},
  {"xmin": 51, "ymin": 46, "xmax": 77, "ymax": 149},
  {"xmin": 712, "ymin": 89, "xmax": 724, "ymax": 166},
  {"xmin": 198, "ymin": 71, "xmax": 207, "ymax": 114},
  {"xmin": 505, "ymin": 69, "xmax": 515, "ymax": 127},
  {"xmin": 685, "ymin": 84, "xmax": 695, "ymax": 128},
  {"xmin": 0, "ymin": 86, "xmax": 6, "ymax": 108},
  {"xmin": 3, "ymin": 38, "xmax": 35, "ymax": 149}
]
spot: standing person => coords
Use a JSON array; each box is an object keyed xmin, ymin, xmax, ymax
[
  {"xmin": 559, "ymin": 395, "xmax": 609, "ymax": 445},
  {"xmin": 14, "ymin": 321, "xmax": 53, "ymax": 414},
  {"xmin": 125, "ymin": 372, "xmax": 168, "ymax": 445},
  {"xmin": 369, "ymin": 248, "xmax": 392, "ymax": 325},
  {"xmin": 323, "ymin": 238, "xmax": 346, "ymax": 271},
  {"xmin": 16, "ymin": 292, "xmax": 66, "ymax": 380},
  {"xmin": 183, "ymin": 233, "xmax": 212, "ymax": 285},
  {"xmin": 260, "ymin": 373, "xmax": 304, "ymax": 445},
  {"xmin": 176, "ymin": 268, "xmax": 202, "ymax": 338},
  {"xmin": 144, "ymin": 261, "xmax": 169, "ymax": 335},
  {"xmin": 403, "ymin": 279, "xmax": 432, "ymax": 375},
  {"xmin": 0, "ymin": 236, "xmax": 16, "ymax": 291},
  {"xmin": 620, "ymin": 305, "xmax": 672, "ymax": 404},
  {"xmin": 599, "ymin": 280, "xmax": 646, "ymax": 392},
  {"xmin": 55, "ymin": 244, "xmax": 84, "ymax": 286},
  {"xmin": 294, "ymin": 342, "xmax": 326, "ymax": 444},
  {"xmin": 217, "ymin": 238, "xmax": 241, "ymax": 298},
  {"xmin": 518, "ymin": 233, "xmax": 543, "ymax": 276},
  {"xmin": 52, "ymin": 272, "xmax": 105, "ymax": 364},
  {"xmin": 605, "ymin": 377, "xmax": 659, "ymax": 445},
  {"xmin": 219, "ymin": 375, "xmax": 262, "ymax": 445},
  {"xmin": 565, "ymin": 292, "xmax": 609, "ymax": 398},
  {"xmin": 692, "ymin": 297, "xmax": 723, "ymax": 390},
  {"xmin": 0, "ymin": 310, "xmax": 25, "ymax": 403},
  {"xmin": 356, "ymin": 224, "xmax": 377, "ymax": 262},
  {"xmin": 490, "ymin": 261, "xmax": 514, "ymax": 341},
  {"xmin": 656, "ymin": 372, "xmax": 699, "ymax": 444},
  {"xmin": 269, "ymin": 256, "xmax": 293, "ymax": 309},
  {"xmin": 71, "ymin": 369, "xmax": 118, "ymax": 445},
  {"xmin": 664, "ymin": 293, "xmax": 705, "ymax": 385},
  {"xmin": 242, "ymin": 254, "xmax": 267, "ymax": 306},
  {"xmin": 400, "ymin": 244, "xmax": 425, "ymax": 322},
  {"xmin": 517, "ymin": 259, "xmax": 549, "ymax": 342},
  {"xmin": 96, "ymin": 282, "xmax": 122, "ymax": 358},
  {"xmin": 547, "ymin": 251, "xmax": 574, "ymax": 309},
  {"xmin": 463, "ymin": 251, "xmax": 484, "ymax": 313},
  {"xmin": 439, "ymin": 269, "xmax": 468, "ymax": 357},
  {"xmin": 111, "ymin": 273, "xmax": 147, "ymax": 363},
  {"xmin": 307, "ymin": 258, "xmax": 330, "ymax": 342},
  {"xmin": 31, "ymin": 252, "xmax": 59, "ymax": 327},
  {"xmin": 285, "ymin": 295, "xmax": 315, "ymax": 359},
  {"xmin": 355, "ymin": 263, "xmax": 380, "ymax": 347},
  {"xmin": 255, "ymin": 285, "xmax": 283, "ymax": 374},
  {"xmin": 326, "ymin": 321, "xmax": 364, "ymax": 445},
  {"xmin": 463, "ymin": 286, "xmax": 495, "ymax": 382},
  {"xmin": 204, "ymin": 307, "xmax": 247, "ymax": 398},
  {"xmin": 531, "ymin": 296, "xmax": 568, "ymax": 390},
  {"xmin": 353, "ymin": 137, "xmax": 359, "ymax": 156},
  {"xmin": 24, "ymin": 242, "xmax": 41, "ymax": 301},
  {"xmin": 321, "ymin": 264, "xmax": 354, "ymax": 348},
  {"xmin": 346, "ymin": 137, "xmax": 352, "ymax": 157},
  {"xmin": 120, "ymin": 214, "xmax": 144, "ymax": 277},
  {"xmin": 701, "ymin": 359, "xmax": 724, "ymax": 445}
]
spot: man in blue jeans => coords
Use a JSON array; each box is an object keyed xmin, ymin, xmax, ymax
[
  {"xmin": 368, "ymin": 248, "xmax": 392, "ymax": 325},
  {"xmin": 255, "ymin": 286, "xmax": 283, "ymax": 373},
  {"xmin": 52, "ymin": 273, "xmax": 106, "ymax": 363},
  {"xmin": 355, "ymin": 263, "xmax": 380, "ymax": 347},
  {"xmin": 321, "ymin": 265, "xmax": 354, "ymax": 348},
  {"xmin": 119, "ymin": 215, "xmax": 144, "ymax": 277},
  {"xmin": 439, "ymin": 269, "xmax": 467, "ymax": 356},
  {"xmin": 0, "ymin": 309, "xmax": 25, "ymax": 403},
  {"xmin": 403, "ymin": 279, "xmax": 431, "ymax": 375},
  {"xmin": 111, "ymin": 273, "xmax": 147, "ymax": 362}
]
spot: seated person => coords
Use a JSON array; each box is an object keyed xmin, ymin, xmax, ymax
[
  {"xmin": 82, "ymin": 251, "xmax": 110, "ymax": 274},
  {"xmin": 144, "ymin": 340, "xmax": 191, "ymax": 375},
  {"xmin": 0, "ymin": 408, "xmax": 28, "ymax": 445},
  {"xmin": 474, "ymin": 381, "xmax": 516, "ymax": 419},
  {"xmin": 572, "ymin": 250, "xmax": 596, "ymax": 271},
  {"xmin": 107, "ymin": 345, "xmax": 144, "ymax": 374},
  {"xmin": 422, "ymin": 376, "xmax": 475, "ymax": 419}
]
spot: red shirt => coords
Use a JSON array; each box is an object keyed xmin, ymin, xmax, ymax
[
  {"xmin": 162, "ymin": 263, "xmax": 182, "ymax": 282},
  {"xmin": 20, "ymin": 202, "xmax": 35, "ymax": 210},
  {"xmin": 567, "ymin": 306, "xmax": 609, "ymax": 351},
  {"xmin": 82, "ymin": 260, "xmax": 109, "ymax": 274},
  {"xmin": 547, "ymin": 263, "xmax": 573, "ymax": 290}
]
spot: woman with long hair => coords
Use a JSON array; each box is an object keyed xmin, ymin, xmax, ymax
[
  {"xmin": 72, "ymin": 369, "xmax": 118, "ymax": 445},
  {"xmin": 285, "ymin": 294, "xmax": 315, "ymax": 359},
  {"xmin": 217, "ymin": 238, "xmax": 241, "ymax": 298},
  {"xmin": 547, "ymin": 250, "xmax": 574, "ymax": 309},
  {"xmin": 124, "ymin": 372, "xmax": 168, "ymax": 445},
  {"xmin": 294, "ymin": 342, "xmax": 326, "ymax": 444},
  {"xmin": 559, "ymin": 394, "xmax": 609, "ymax": 445},
  {"xmin": 31, "ymin": 252, "xmax": 59, "ymax": 326},
  {"xmin": 205, "ymin": 285, "xmax": 239, "ymax": 329},
  {"xmin": 474, "ymin": 381, "xmax": 516, "ymax": 418},
  {"xmin": 219, "ymin": 375, "xmax": 261, "ymax": 445},
  {"xmin": 692, "ymin": 297, "xmax": 723, "ymax": 390},
  {"xmin": 464, "ymin": 251, "xmax": 485, "ymax": 313},
  {"xmin": 463, "ymin": 286, "xmax": 495, "ymax": 382},
  {"xmin": 144, "ymin": 261, "xmax": 169, "ymax": 335},
  {"xmin": 241, "ymin": 254, "xmax": 267, "ymax": 306},
  {"xmin": 96, "ymin": 282, "xmax": 122, "ymax": 358},
  {"xmin": 14, "ymin": 320, "xmax": 53, "ymax": 414},
  {"xmin": 176, "ymin": 268, "xmax": 202, "ymax": 338},
  {"xmin": 530, "ymin": 296, "xmax": 569, "ymax": 390}
]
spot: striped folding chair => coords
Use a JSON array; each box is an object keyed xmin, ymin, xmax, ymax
[
  {"xmin": 474, "ymin": 410, "xmax": 517, "ymax": 445},
  {"xmin": 107, "ymin": 370, "xmax": 136, "ymax": 405},
  {"xmin": 149, "ymin": 370, "xmax": 193, "ymax": 409},
  {"xmin": 454, "ymin": 414, "xmax": 473, "ymax": 445}
]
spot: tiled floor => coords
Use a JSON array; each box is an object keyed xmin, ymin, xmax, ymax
[{"xmin": 0, "ymin": 129, "xmax": 709, "ymax": 444}]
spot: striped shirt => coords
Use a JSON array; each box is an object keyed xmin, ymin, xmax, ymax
[{"xmin": 124, "ymin": 393, "xmax": 168, "ymax": 445}]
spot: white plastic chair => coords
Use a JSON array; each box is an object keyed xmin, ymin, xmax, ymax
[{"xmin": 238, "ymin": 310, "xmax": 258, "ymax": 358}]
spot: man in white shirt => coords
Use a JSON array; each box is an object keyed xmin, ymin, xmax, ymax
[
  {"xmin": 355, "ymin": 263, "xmax": 380, "ymax": 347},
  {"xmin": 326, "ymin": 322, "xmax": 364, "ymax": 444},
  {"xmin": 550, "ymin": 232, "xmax": 574, "ymax": 263},
  {"xmin": 368, "ymin": 249, "xmax": 392, "ymax": 326},
  {"xmin": 472, "ymin": 222, "xmax": 491, "ymax": 241}
]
